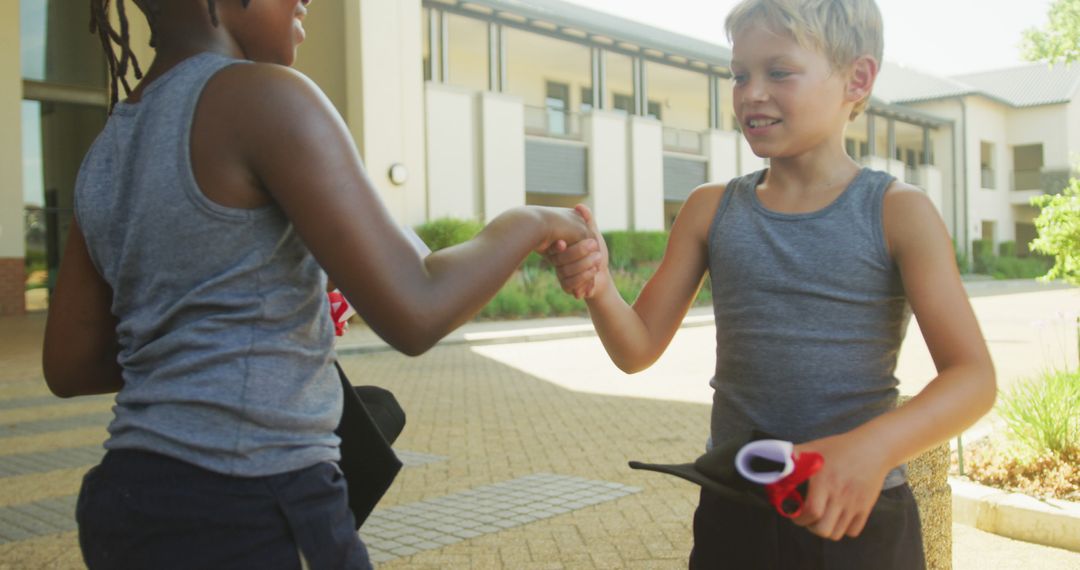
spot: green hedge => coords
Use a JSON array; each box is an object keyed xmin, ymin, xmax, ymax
[
  {"xmin": 972, "ymin": 239, "xmax": 995, "ymax": 273},
  {"xmin": 414, "ymin": 217, "xmax": 484, "ymax": 252},
  {"xmin": 410, "ymin": 217, "xmax": 708, "ymax": 319},
  {"xmin": 603, "ymin": 231, "xmax": 668, "ymax": 270}
]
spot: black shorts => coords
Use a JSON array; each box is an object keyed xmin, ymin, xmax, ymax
[
  {"xmin": 76, "ymin": 449, "xmax": 371, "ymax": 570},
  {"xmin": 689, "ymin": 483, "xmax": 926, "ymax": 570}
]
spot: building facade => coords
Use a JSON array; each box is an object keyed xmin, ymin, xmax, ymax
[{"xmin": 16, "ymin": 0, "xmax": 1067, "ymax": 316}]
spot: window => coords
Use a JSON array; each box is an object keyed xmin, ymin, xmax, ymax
[
  {"xmin": 980, "ymin": 141, "xmax": 996, "ymax": 189},
  {"xmin": 545, "ymin": 81, "xmax": 570, "ymax": 137},
  {"xmin": 1012, "ymin": 144, "xmax": 1044, "ymax": 191},
  {"xmin": 580, "ymin": 87, "xmax": 593, "ymax": 112},
  {"xmin": 612, "ymin": 93, "xmax": 634, "ymax": 114}
]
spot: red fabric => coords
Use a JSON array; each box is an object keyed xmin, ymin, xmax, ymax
[
  {"xmin": 328, "ymin": 290, "xmax": 351, "ymax": 337},
  {"xmin": 764, "ymin": 452, "xmax": 824, "ymax": 518}
]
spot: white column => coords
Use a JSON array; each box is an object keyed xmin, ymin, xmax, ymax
[
  {"xmin": 920, "ymin": 165, "xmax": 944, "ymax": 215},
  {"xmin": 861, "ymin": 156, "xmax": 892, "ymax": 172},
  {"xmin": 628, "ymin": 116, "xmax": 664, "ymax": 231},
  {"xmin": 478, "ymin": 92, "xmax": 526, "ymax": 222},
  {"xmin": 706, "ymin": 129, "xmax": 739, "ymax": 185},
  {"xmin": 738, "ymin": 136, "xmax": 767, "ymax": 175},
  {"xmin": 345, "ymin": 0, "xmax": 428, "ymax": 226},
  {"xmin": 582, "ymin": 110, "xmax": 630, "ymax": 230},
  {"xmin": 1, "ymin": 10, "xmax": 22, "ymax": 259},
  {"xmin": 425, "ymin": 84, "xmax": 479, "ymax": 221}
]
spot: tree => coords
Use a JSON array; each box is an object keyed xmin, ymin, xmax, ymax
[
  {"xmin": 1030, "ymin": 181, "xmax": 1080, "ymax": 286},
  {"xmin": 1022, "ymin": 0, "xmax": 1080, "ymax": 64},
  {"xmin": 1024, "ymin": 0, "xmax": 1080, "ymax": 288}
]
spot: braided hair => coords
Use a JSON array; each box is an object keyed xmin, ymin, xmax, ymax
[{"xmin": 89, "ymin": 0, "xmax": 252, "ymax": 112}]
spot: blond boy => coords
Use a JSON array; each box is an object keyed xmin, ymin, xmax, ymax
[{"xmin": 550, "ymin": 1, "xmax": 995, "ymax": 567}]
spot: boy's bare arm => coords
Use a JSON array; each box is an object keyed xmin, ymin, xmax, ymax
[
  {"xmin": 42, "ymin": 220, "xmax": 124, "ymax": 397},
  {"xmin": 562, "ymin": 185, "xmax": 722, "ymax": 372},
  {"xmin": 220, "ymin": 65, "xmax": 593, "ymax": 356},
  {"xmin": 793, "ymin": 184, "xmax": 996, "ymax": 541}
]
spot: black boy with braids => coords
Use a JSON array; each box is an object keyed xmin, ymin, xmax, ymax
[
  {"xmin": 90, "ymin": 0, "xmax": 254, "ymax": 110},
  {"xmin": 48, "ymin": 2, "xmax": 597, "ymax": 568}
]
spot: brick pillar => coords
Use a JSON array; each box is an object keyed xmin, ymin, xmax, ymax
[
  {"xmin": 901, "ymin": 396, "xmax": 952, "ymax": 570},
  {"xmin": 0, "ymin": 258, "xmax": 26, "ymax": 315}
]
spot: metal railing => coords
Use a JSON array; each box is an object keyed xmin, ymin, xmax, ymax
[
  {"xmin": 662, "ymin": 126, "xmax": 705, "ymax": 155},
  {"xmin": 1011, "ymin": 168, "xmax": 1042, "ymax": 192},
  {"xmin": 524, "ymin": 105, "xmax": 583, "ymax": 141}
]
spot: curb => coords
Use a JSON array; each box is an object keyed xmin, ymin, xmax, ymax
[{"xmin": 951, "ymin": 477, "xmax": 1080, "ymax": 553}]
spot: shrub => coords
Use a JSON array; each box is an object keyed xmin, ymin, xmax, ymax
[
  {"xmin": 971, "ymin": 239, "xmax": 995, "ymax": 273},
  {"xmin": 603, "ymin": 231, "xmax": 668, "ymax": 271},
  {"xmin": 996, "ymin": 369, "xmax": 1080, "ymax": 459},
  {"xmin": 1030, "ymin": 178, "xmax": 1080, "ymax": 285},
  {"xmin": 998, "ymin": 241, "xmax": 1017, "ymax": 258},
  {"xmin": 414, "ymin": 217, "xmax": 484, "ymax": 252},
  {"xmin": 986, "ymin": 255, "xmax": 1053, "ymax": 280}
]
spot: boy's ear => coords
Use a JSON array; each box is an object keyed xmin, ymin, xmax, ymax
[{"xmin": 846, "ymin": 56, "xmax": 879, "ymax": 104}]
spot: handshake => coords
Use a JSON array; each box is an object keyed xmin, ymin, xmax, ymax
[{"xmin": 544, "ymin": 204, "xmax": 610, "ymax": 301}]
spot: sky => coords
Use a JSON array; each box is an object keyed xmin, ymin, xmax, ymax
[{"xmin": 564, "ymin": 0, "xmax": 1056, "ymax": 77}]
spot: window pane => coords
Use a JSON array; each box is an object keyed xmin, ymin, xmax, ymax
[{"xmin": 21, "ymin": 0, "xmax": 107, "ymax": 88}]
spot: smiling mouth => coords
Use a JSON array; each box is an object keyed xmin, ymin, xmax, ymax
[{"xmin": 747, "ymin": 118, "xmax": 781, "ymax": 129}]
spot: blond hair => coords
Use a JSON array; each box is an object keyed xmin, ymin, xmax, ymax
[{"xmin": 725, "ymin": 0, "xmax": 883, "ymax": 119}]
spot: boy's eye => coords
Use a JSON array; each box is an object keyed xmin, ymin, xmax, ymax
[
  {"xmin": 769, "ymin": 70, "xmax": 792, "ymax": 79},
  {"xmin": 732, "ymin": 74, "xmax": 747, "ymax": 84}
]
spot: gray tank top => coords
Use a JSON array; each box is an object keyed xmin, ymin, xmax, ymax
[
  {"xmin": 74, "ymin": 52, "xmax": 341, "ymax": 477},
  {"xmin": 706, "ymin": 168, "xmax": 910, "ymax": 488}
]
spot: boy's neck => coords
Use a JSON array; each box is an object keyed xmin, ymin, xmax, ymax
[
  {"xmin": 130, "ymin": 33, "xmax": 241, "ymax": 102},
  {"xmin": 761, "ymin": 143, "xmax": 861, "ymax": 196}
]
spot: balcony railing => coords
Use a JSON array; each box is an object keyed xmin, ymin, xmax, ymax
[
  {"xmin": 904, "ymin": 166, "xmax": 920, "ymax": 185},
  {"xmin": 1010, "ymin": 168, "xmax": 1074, "ymax": 195},
  {"xmin": 1011, "ymin": 169, "xmax": 1042, "ymax": 191},
  {"xmin": 524, "ymin": 105, "xmax": 582, "ymax": 141},
  {"xmin": 662, "ymin": 126, "xmax": 704, "ymax": 155},
  {"xmin": 980, "ymin": 167, "xmax": 995, "ymax": 190}
]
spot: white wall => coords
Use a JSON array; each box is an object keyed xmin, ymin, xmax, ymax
[
  {"xmin": 629, "ymin": 116, "xmax": 664, "ymax": 230},
  {"xmin": 706, "ymin": 130, "xmax": 739, "ymax": 185},
  {"xmin": 964, "ymin": 97, "xmax": 1016, "ymax": 242},
  {"xmin": 478, "ymin": 92, "xmax": 527, "ymax": 222},
  {"xmin": 585, "ymin": 110, "xmax": 630, "ymax": 231},
  {"xmin": 0, "ymin": 8, "xmax": 22, "ymax": 257},
  {"xmin": 348, "ymin": 0, "xmax": 428, "ymax": 226},
  {"xmin": 737, "ymin": 135, "xmax": 767, "ymax": 176},
  {"xmin": 1007, "ymin": 104, "xmax": 1071, "ymax": 172},
  {"xmin": 425, "ymin": 83, "xmax": 479, "ymax": 221},
  {"xmin": 1068, "ymin": 98, "xmax": 1080, "ymax": 168}
]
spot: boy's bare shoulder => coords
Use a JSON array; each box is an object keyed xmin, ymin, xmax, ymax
[
  {"xmin": 686, "ymin": 182, "xmax": 728, "ymax": 208},
  {"xmin": 883, "ymin": 180, "xmax": 937, "ymax": 213},
  {"xmin": 203, "ymin": 63, "xmax": 335, "ymax": 124}
]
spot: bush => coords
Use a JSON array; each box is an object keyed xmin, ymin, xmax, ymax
[
  {"xmin": 998, "ymin": 241, "xmax": 1017, "ymax": 258},
  {"xmin": 603, "ymin": 231, "xmax": 668, "ymax": 271},
  {"xmin": 413, "ymin": 217, "xmax": 484, "ymax": 252},
  {"xmin": 986, "ymin": 255, "xmax": 1053, "ymax": 280},
  {"xmin": 1030, "ymin": 178, "xmax": 1080, "ymax": 285},
  {"xmin": 997, "ymin": 369, "xmax": 1080, "ymax": 459},
  {"xmin": 972, "ymin": 239, "xmax": 995, "ymax": 273}
]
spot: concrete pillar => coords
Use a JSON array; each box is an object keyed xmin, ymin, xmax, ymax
[
  {"xmin": 1, "ymin": 5, "xmax": 24, "ymax": 314},
  {"xmin": 705, "ymin": 130, "xmax": 739, "ymax": 185},
  {"xmin": 425, "ymin": 84, "xmax": 479, "ymax": 221},
  {"xmin": 920, "ymin": 165, "xmax": 944, "ymax": 215},
  {"xmin": 582, "ymin": 110, "xmax": 630, "ymax": 231},
  {"xmin": 738, "ymin": 136, "xmax": 766, "ymax": 176},
  {"xmin": 478, "ymin": 92, "xmax": 526, "ymax": 222},
  {"xmin": 900, "ymin": 396, "xmax": 952, "ymax": 570},
  {"xmin": 628, "ymin": 115, "xmax": 664, "ymax": 231},
  {"xmin": 343, "ymin": 0, "xmax": 428, "ymax": 227},
  {"xmin": 861, "ymin": 155, "xmax": 892, "ymax": 172}
]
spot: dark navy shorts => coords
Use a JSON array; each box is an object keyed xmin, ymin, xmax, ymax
[
  {"xmin": 689, "ymin": 483, "xmax": 926, "ymax": 569},
  {"xmin": 76, "ymin": 449, "xmax": 371, "ymax": 570}
]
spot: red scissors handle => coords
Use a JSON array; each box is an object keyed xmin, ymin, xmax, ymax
[{"xmin": 763, "ymin": 452, "xmax": 824, "ymax": 518}]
